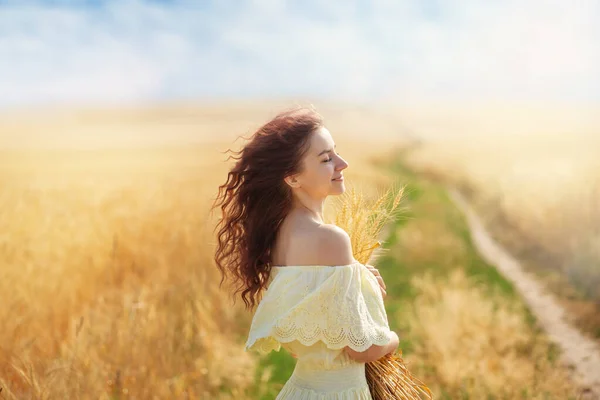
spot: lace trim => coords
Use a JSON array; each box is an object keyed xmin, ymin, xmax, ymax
[
  {"xmin": 245, "ymin": 262, "xmax": 394, "ymax": 354},
  {"xmin": 247, "ymin": 326, "xmax": 393, "ymax": 353}
]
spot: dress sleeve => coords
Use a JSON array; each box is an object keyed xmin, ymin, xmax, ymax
[{"xmin": 244, "ymin": 262, "xmax": 395, "ymax": 354}]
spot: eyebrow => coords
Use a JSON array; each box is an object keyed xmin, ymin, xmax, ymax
[{"xmin": 317, "ymin": 144, "xmax": 336, "ymax": 157}]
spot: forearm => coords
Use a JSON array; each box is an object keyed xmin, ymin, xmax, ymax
[{"xmin": 363, "ymin": 342, "xmax": 395, "ymax": 363}]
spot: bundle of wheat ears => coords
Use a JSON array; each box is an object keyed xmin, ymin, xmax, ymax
[{"xmin": 330, "ymin": 183, "xmax": 432, "ymax": 400}]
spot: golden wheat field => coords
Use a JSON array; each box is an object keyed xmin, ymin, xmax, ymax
[{"xmin": 0, "ymin": 100, "xmax": 588, "ymax": 398}]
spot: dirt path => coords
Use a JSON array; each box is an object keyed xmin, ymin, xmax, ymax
[{"xmin": 448, "ymin": 187, "xmax": 600, "ymax": 399}]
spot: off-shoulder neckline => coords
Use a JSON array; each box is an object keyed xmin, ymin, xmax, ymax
[{"xmin": 271, "ymin": 261, "xmax": 361, "ymax": 269}]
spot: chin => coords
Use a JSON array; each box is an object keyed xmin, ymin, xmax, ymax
[{"xmin": 330, "ymin": 183, "xmax": 346, "ymax": 195}]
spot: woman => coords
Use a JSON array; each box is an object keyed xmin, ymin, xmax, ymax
[{"xmin": 211, "ymin": 106, "xmax": 399, "ymax": 399}]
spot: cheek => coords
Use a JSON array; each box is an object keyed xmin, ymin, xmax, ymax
[
  {"xmin": 320, "ymin": 164, "xmax": 334, "ymax": 179},
  {"xmin": 304, "ymin": 163, "xmax": 333, "ymax": 187}
]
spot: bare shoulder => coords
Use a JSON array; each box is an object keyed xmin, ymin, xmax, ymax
[
  {"xmin": 273, "ymin": 209, "xmax": 355, "ymax": 267},
  {"xmin": 313, "ymin": 224, "xmax": 355, "ymax": 266}
]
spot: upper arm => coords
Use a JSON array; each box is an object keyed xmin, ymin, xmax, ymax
[{"xmin": 314, "ymin": 224, "xmax": 355, "ymax": 266}]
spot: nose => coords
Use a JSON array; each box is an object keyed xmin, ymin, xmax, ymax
[{"xmin": 336, "ymin": 155, "xmax": 349, "ymax": 170}]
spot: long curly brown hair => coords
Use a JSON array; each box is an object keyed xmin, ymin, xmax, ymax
[{"xmin": 210, "ymin": 106, "xmax": 324, "ymax": 310}]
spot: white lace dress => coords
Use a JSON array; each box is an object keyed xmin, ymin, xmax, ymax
[{"xmin": 245, "ymin": 261, "xmax": 395, "ymax": 399}]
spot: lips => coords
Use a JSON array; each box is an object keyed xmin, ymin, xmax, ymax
[{"xmin": 332, "ymin": 176, "xmax": 344, "ymax": 181}]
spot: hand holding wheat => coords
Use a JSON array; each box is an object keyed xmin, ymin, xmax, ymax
[{"xmin": 366, "ymin": 264, "xmax": 387, "ymax": 299}]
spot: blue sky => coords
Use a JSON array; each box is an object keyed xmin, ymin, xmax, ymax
[{"xmin": 0, "ymin": 0, "xmax": 599, "ymax": 108}]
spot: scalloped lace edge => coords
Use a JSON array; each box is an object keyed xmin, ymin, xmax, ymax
[{"xmin": 246, "ymin": 329, "xmax": 394, "ymax": 354}]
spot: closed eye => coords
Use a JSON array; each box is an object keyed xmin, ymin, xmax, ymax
[{"xmin": 322, "ymin": 152, "xmax": 340, "ymax": 163}]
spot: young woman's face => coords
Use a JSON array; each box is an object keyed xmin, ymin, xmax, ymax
[{"xmin": 285, "ymin": 126, "xmax": 349, "ymax": 199}]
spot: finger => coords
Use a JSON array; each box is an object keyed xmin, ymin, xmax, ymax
[
  {"xmin": 381, "ymin": 288, "xmax": 387, "ymax": 298},
  {"xmin": 369, "ymin": 268, "xmax": 381, "ymax": 277},
  {"xmin": 376, "ymin": 275, "xmax": 386, "ymax": 290}
]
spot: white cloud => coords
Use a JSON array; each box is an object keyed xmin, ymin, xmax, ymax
[{"xmin": 0, "ymin": 0, "xmax": 598, "ymax": 108}]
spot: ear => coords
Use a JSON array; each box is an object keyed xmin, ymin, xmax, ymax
[{"xmin": 284, "ymin": 174, "xmax": 301, "ymax": 188}]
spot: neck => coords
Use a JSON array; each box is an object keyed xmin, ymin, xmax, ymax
[{"xmin": 292, "ymin": 197, "xmax": 325, "ymax": 224}]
